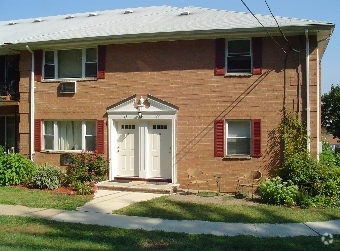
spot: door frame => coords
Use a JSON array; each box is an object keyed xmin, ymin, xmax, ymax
[{"xmin": 107, "ymin": 95, "xmax": 178, "ymax": 183}]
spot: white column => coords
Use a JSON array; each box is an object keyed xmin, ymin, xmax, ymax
[{"xmin": 138, "ymin": 120, "xmax": 148, "ymax": 178}]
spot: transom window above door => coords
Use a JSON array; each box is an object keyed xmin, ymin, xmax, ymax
[
  {"xmin": 153, "ymin": 125, "xmax": 168, "ymax": 129},
  {"xmin": 121, "ymin": 125, "xmax": 136, "ymax": 129},
  {"xmin": 43, "ymin": 48, "xmax": 97, "ymax": 79}
]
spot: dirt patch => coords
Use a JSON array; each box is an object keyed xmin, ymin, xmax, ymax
[{"xmin": 168, "ymin": 192, "xmax": 262, "ymax": 206}]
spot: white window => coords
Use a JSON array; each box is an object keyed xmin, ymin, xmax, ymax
[
  {"xmin": 43, "ymin": 121, "xmax": 96, "ymax": 151},
  {"xmin": 226, "ymin": 120, "xmax": 251, "ymax": 155},
  {"xmin": 226, "ymin": 40, "xmax": 251, "ymax": 73},
  {"xmin": 43, "ymin": 48, "xmax": 97, "ymax": 79}
]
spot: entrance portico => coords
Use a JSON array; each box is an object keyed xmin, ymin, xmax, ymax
[{"xmin": 107, "ymin": 94, "xmax": 178, "ymax": 183}]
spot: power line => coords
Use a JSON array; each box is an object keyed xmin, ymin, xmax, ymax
[
  {"xmin": 240, "ymin": 0, "xmax": 286, "ymax": 55},
  {"xmin": 264, "ymin": 0, "xmax": 302, "ymax": 53}
]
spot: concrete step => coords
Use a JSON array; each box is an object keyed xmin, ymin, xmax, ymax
[{"xmin": 97, "ymin": 180, "xmax": 179, "ymax": 194}]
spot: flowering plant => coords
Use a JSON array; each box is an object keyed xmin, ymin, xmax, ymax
[{"xmin": 66, "ymin": 151, "xmax": 109, "ymax": 195}]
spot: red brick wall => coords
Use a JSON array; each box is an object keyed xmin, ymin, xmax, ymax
[{"xmin": 18, "ymin": 35, "xmax": 320, "ymax": 192}]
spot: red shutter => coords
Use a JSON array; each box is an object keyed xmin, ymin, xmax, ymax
[
  {"xmin": 252, "ymin": 37, "xmax": 262, "ymax": 75},
  {"xmin": 252, "ymin": 119, "xmax": 262, "ymax": 157},
  {"xmin": 34, "ymin": 119, "xmax": 41, "ymax": 152},
  {"xmin": 96, "ymin": 120, "xmax": 105, "ymax": 154},
  {"xmin": 214, "ymin": 120, "xmax": 225, "ymax": 157},
  {"xmin": 34, "ymin": 50, "xmax": 43, "ymax": 82},
  {"xmin": 214, "ymin": 38, "xmax": 225, "ymax": 75},
  {"xmin": 97, "ymin": 45, "xmax": 106, "ymax": 79}
]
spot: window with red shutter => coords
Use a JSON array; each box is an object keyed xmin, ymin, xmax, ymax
[
  {"xmin": 34, "ymin": 119, "xmax": 41, "ymax": 151},
  {"xmin": 215, "ymin": 37, "xmax": 263, "ymax": 75},
  {"xmin": 214, "ymin": 120, "xmax": 225, "ymax": 157},
  {"xmin": 34, "ymin": 50, "xmax": 43, "ymax": 82},
  {"xmin": 97, "ymin": 45, "xmax": 106, "ymax": 79},
  {"xmin": 96, "ymin": 120, "xmax": 105, "ymax": 154},
  {"xmin": 252, "ymin": 119, "xmax": 262, "ymax": 157}
]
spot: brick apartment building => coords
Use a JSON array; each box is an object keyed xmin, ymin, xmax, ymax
[{"xmin": 0, "ymin": 6, "xmax": 335, "ymax": 192}]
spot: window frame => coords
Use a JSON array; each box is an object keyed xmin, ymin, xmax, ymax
[
  {"xmin": 43, "ymin": 48, "xmax": 98, "ymax": 80},
  {"xmin": 225, "ymin": 120, "xmax": 251, "ymax": 156},
  {"xmin": 226, "ymin": 39, "xmax": 252, "ymax": 74},
  {"xmin": 42, "ymin": 120, "xmax": 97, "ymax": 152}
]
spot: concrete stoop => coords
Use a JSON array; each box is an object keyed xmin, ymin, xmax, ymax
[{"xmin": 97, "ymin": 180, "xmax": 179, "ymax": 194}]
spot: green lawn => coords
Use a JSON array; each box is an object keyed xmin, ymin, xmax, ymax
[
  {"xmin": 0, "ymin": 216, "xmax": 339, "ymax": 251},
  {"xmin": 114, "ymin": 196, "xmax": 340, "ymax": 223},
  {"xmin": 0, "ymin": 186, "xmax": 91, "ymax": 210}
]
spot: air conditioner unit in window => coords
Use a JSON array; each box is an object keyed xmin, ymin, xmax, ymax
[{"xmin": 59, "ymin": 81, "xmax": 76, "ymax": 94}]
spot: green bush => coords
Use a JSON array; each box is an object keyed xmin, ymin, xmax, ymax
[
  {"xmin": 29, "ymin": 164, "xmax": 64, "ymax": 190},
  {"xmin": 259, "ymin": 177, "xmax": 299, "ymax": 206},
  {"xmin": 66, "ymin": 151, "xmax": 109, "ymax": 195},
  {"xmin": 0, "ymin": 153, "xmax": 37, "ymax": 186},
  {"xmin": 0, "ymin": 146, "xmax": 5, "ymax": 157},
  {"xmin": 319, "ymin": 140, "xmax": 340, "ymax": 168}
]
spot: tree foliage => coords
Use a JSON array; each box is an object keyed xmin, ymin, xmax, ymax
[{"xmin": 322, "ymin": 85, "xmax": 340, "ymax": 138}]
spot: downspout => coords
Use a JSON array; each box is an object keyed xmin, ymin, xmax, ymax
[
  {"xmin": 26, "ymin": 45, "xmax": 35, "ymax": 161},
  {"xmin": 305, "ymin": 29, "xmax": 311, "ymax": 153},
  {"xmin": 316, "ymin": 46, "xmax": 320, "ymax": 160}
]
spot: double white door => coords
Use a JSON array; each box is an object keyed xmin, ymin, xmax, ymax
[{"xmin": 117, "ymin": 121, "xmax": 171, "ymax": 178}]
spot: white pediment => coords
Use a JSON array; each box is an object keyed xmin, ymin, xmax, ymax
[
  {"xmin": 107, "ymin": 94, "xmax": 179, "ymax": 115},
  {"xmin": 106, "ymin": 95, "xmax": 137, "ymax": 114}
]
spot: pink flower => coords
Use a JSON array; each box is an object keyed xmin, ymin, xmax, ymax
[{"xmin": 69, "ymin": 191, "xmax": 74, "ymax": 195}]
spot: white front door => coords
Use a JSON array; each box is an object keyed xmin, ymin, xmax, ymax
[
  {"xmin": 117, "ymin": 123, "xmax": 138, "ymax": 176},
  {"xmin": 148, "ymin": 122, "xmax": 172, "ymax": 178}
]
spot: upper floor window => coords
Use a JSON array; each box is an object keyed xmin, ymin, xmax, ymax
[
  {"xmin": 214, "ymin": 37, "xmax": 262, "ymax": 76},
  {"xmin": 43, "ymin": 48, "xmax": 97, "ymax": 79},
  {"xmin": 226, "ymin": 40, "xmax": 251, "ymax": 73}
]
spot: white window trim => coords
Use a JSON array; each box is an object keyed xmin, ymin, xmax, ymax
[
  {"xmin": 43, "ymin": 48, "xmax": 97, "ymax": 81},
  {"xmin": 42, "ymin": 120, "xmax": 96, "ymax": 152},
  {"xmin": 225, "ymin": 39, "xmax": 252, "ymax": 75},
  {"xmin": 225, "ymin": 120, "xmax": 251, "ymax": 156}
]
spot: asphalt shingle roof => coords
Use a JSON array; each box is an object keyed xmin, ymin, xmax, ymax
[{"xmin": 0, "ymin": 6, "xmax": 334, "ymax": 55}]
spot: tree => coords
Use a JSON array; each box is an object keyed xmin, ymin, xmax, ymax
[{"xmin": 321, "ymin": 85, "xmax": 340, "ymax": 138}]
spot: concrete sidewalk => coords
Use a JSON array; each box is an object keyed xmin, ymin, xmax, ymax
[{"xmin": 1, "ymin": 190, "xmax": 340, "ymax": 237}]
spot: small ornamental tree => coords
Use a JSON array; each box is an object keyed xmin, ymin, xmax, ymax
[
  {"xmin": 66, "ymin": 151, "xmax": 109, "ymax": 195},
  {"xmin": 322, "ymin": 84, "xmax": 340, "ymax": 139},
  {"xmin": 269, "ymin": 110, "xmax": 340, "ymax": 207}
]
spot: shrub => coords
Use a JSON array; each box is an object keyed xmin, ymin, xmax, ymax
[
  {"xmin": 259, "ymin": 177, "xmax": 299, "ymax": 206},
  {"xmin": 0, "ymin": 146, "xmax": 5, "ymax": 156},
  {"xmin": 70, "ymin": 180, "xmax": 98, "ymax": 195},
  {"xmin": 319, "ymin": 140, "xmax": 340, "ymax": 168},
  {"xmin": 29, "ymin": 164, "xmax": 64, "ymax": 190},
  {"xmin": 0, "ymin": 153, "xmax": 37, "ymax": 186},
  {"xmin": 277, "ymin": 110, "xmax": 340, "ymax": 207},
  {"xmin": 66, "ymin": 151, "xmax": 109, "ymax": 195}
]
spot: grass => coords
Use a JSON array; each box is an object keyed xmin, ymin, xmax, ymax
[
  {"xmin": 114, "ymin": 196, "xmax": 340, "ymax": 224},
  {"xmin": 0, "ymin": 186, "xmax": 92, "ymax": 210},
  {"xmin": 0, "ymin": 215, "xmax": 339, "ymax": 251}
]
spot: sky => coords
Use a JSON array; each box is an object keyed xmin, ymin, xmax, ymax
[{"xmin": 0, "ymin": 0, "xmax": 338, "ymax": 94}]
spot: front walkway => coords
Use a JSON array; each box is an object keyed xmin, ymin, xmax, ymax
[{"xmin": 1, "ymin": 190, "xmax": 340, "ymax": 237}]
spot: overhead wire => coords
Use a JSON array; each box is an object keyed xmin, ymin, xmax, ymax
[
  {"xmin": 264, "ymin": 0, "xmax": 303, "ymax": 53},
  {"xmin": 240, "ymin": 0, "xmax": 286, "ymax": 55}
]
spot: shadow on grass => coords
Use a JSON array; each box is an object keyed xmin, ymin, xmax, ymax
[
  {"xmin": 0, "ymin": 216, "xmax": 339, "ymax": 251},
  {"xmin": 113, "ymin": 196, "xmax": 340, "ymax": 224}
]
